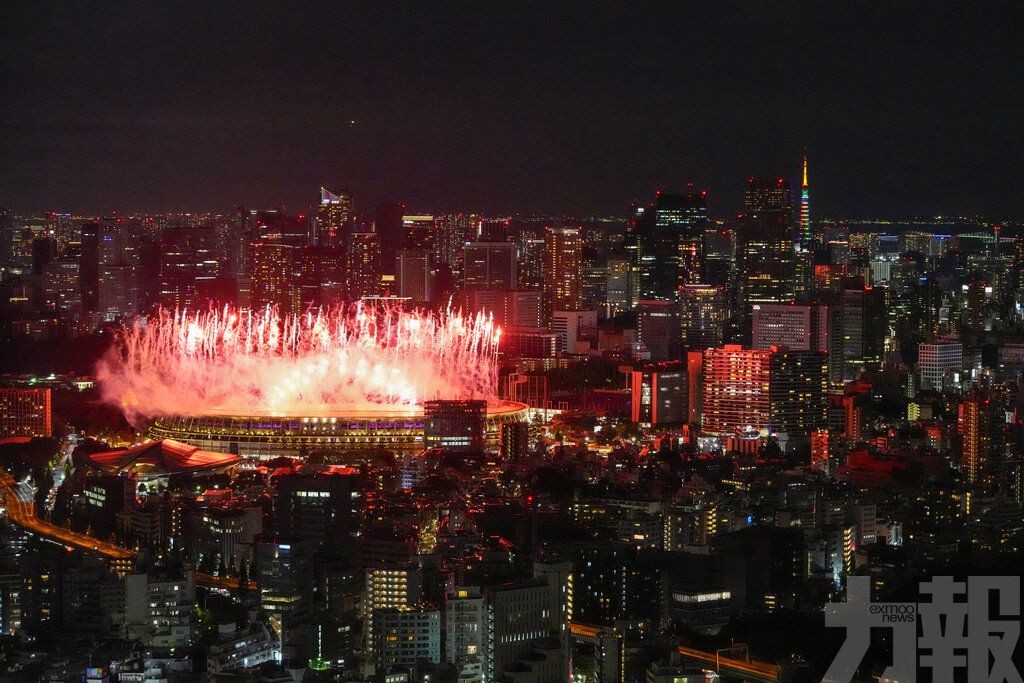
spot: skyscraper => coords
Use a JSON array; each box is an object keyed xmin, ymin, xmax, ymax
[
  {"xmin": 374, "ymin": 202, "xmax": 405, "ymax": 277},
  {"xmin": 249, "ymin": 242, "xmax": 297, "ymax": 313},
  {"xmin": 702, "ymin": 345, "xmax": 827, "ymax": 436},
  {"xmin": 463, "ymin": 241, "xmax": 517, "ymax": 290},
  {"xmin": 959, "ymin": 392, "xmax": 993, "ymax": 485},
  {"xmin": 396, "ymin": 248, "xmax": 431, "ymax": 304},
  {"xmin": 636, "ymin": 191, "xmax": 709, "ymax": 300},
  {"xmin": 345, "ymin": 230, "xmax": 381, "ymax": 299},
  {"xmin": 737, "ymin": 178, "xmax": 796, "ymax": 310},
  {"xmin": 842, "ymin": 287, "xmax": 887, "ymax": 378},
  {"xmin": 317, "ymin": 187, "xmax": 352, "ymax": 246},
  {"xmin": 542, "ymin": 226, "xmax": 582, "ymax": 320}
]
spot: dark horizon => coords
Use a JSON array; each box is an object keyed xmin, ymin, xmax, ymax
[{"xmin": 2, "ymin": 3, "xmax": 1022, "ymax": 219}]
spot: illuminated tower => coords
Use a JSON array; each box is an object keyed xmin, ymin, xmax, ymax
[
  {"xmin": 317, "ymin": 187, "xmax": 352, "ymax": 245},
  {"xmin": 542, "ymin": 226, "xmax": 582, "ymax": 321},
  {"xmin": 800, "ymin": 154, "xmax": 811, "ymax": 248}
]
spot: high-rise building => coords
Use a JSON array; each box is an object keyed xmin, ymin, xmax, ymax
[
  {"xmin": 702, "ymin": 345, "xmax": 827, "ymax": 436},
  {"xmin": 345, "ymin": 230, "xmax": 380, "ymax": 299},
  {"xmin": 487, "ymin": 579, "xmax": 567, "ymax": 682},
  {"xmin": 738, "ymin": 179, "xmax": 796, "ymax": 309},
  {"xmin": 918, "ymin": 342, "xmax": 963, "ymax": 392},
  {"xmin": 0, "ymin": 387, "xmax": 52, "ymax": 437},
  {"xmin": 423, "ymin": 400, "xmax": 487, "ymax": 453},
  {"xmin": 249, "ymin": 242, "xmax": 297, "ymax": 313},
  {"xmin": 255, "ymin": 537, "xmax": 313, "ymax": 659},
  {"xmin": 636, "ymin": 300, "xmax": 680, "ymax": 360},
  {"xmin": 463, "ymin": 241, "xmax": 517, "ymax": 290},
  {"xmin": 605, "ymin": 257, "xmax": 635, "ymax": 315},
  {"xmin": 396, "ymin": 249, "xmax": 431, "ymax": 304},
  {"xmin": 542, "ymin": 227, "xmax": 582, "ymax": 320},
  {"xmin": 254, "ymin": 209, "xmax": 311, "ymax": 247},
  {"xmin": 551, "ymin": 309, "xmax": 597, "ymax": 354},
  {"xmin": 274, "ymin": 472, "xmax": 355, "ymax": 557},
  {"xmin": 636, "ymin": 191, "xmax": 709, "ymax": 300},
  {"xmin": 842, "ymin": 287, "xmax": 887, "ymax": 378},
  {"xmin": 630, "ymin": 362, "xmax": 688, "ymax": 425},
  {"xmin": 374, "ymin": 203, "xmax": 406, "ymax": 277},
  {"xmin": 678, "ymin": 284, "xmax": 726, "ymax": 349},
  {"xmin": 317, "ymin": 187, "xmax": 352, "ymax": 246},
  {"xmin": 295, "ymin": 245, "xmax": 345, "ymax": 308},
  {"xmin": 158, "ymin": 226, "xmax": 220, "ymax": 310},
  {"xmin": 516, "ymin": 230, "xmax": 545, "ymax": 291},
  {"xmin": 79, "ymin": 221, "xmax": 100, "ymax": 313},
  {"xmin": 446, "ymin": 586, "xmax": 487, "ymax": 683},
  {"xmin": 436, "ymin": 214, "xmax": 477, "ymax": 279},
  {"xmin": 372, "ymin": 605, "xmax": 441, "ymax": 671},
  {"xmin": 959, "ymin": 392, "xmax": 994, "ymax": 486},
  {"xmin": 752, "ymin": 303, "xmax": 830, "ymax": 351},
  {"xmin": 458, "ymin": 289, "xmax": 543, "ymax": 328},
  {"xmin": 401, "ymin": 215, "xmax": 436, "ymax": 251}
]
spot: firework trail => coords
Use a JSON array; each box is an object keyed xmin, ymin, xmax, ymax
[{"xmin": 97, "ymin": 303, "xmax": 502, "ymax": 421}]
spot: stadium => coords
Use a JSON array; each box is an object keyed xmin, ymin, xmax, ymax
[{"xmin": 148, "ymin": 400, "xmax": 529, "ymax": 459}]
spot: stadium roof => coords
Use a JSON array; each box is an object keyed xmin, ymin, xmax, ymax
[{"xmin": 87, "ymin": 438, "xmax": 241, "ymax": 476}]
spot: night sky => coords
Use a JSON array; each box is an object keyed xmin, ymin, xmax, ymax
[{"xmin": 2, "ymin": 2, "xmax": 1022, "ymax": 219}]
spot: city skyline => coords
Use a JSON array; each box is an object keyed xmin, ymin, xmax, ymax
[{"xmin": 3, "ymin": 4, "xmax": 1022, "ymax": 218}]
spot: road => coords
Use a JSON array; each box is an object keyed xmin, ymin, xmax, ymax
[
  {"xmin": 0, "ymin": 470, "xmax": 132, "ymax": 561},
  {"xmin": 0, "ymin": 469, "xmax": 254, "ymax": 591}
]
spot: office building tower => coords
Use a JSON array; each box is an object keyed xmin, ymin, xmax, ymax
[
  {"xmin": 249, "ymin": 242, "xmax": 297, "ymax": 313},
  {"xmin": 463, "ymin": 241, "xmax": 517, "ymax": 290},
  {"xmin": 274, "ymin": 472, "xmax": 355, "ymax": 557},
  {"xmin": 254, "ymin": 209, "xmax": 311, "ymax": 247},
  {"xmin": 918, "ymin": 342, "xmax": 963, "ymax": 392},
  {"xmin": 678, "ymin": 284, "xmax": 726, "ymax": 348},
  {"xmin": 636, "ymin": 300, "xmax": 680, "ymax": 360},
  {"xmin": 317, "ymin": 187, "xmax": 352, "ymax": 246},
  {"xmin": 702, "ymin": 345, "xmax": 827, "ymax": 436},
  {"xmin": 345, "ymin": 230, "xmax": 381, "ymax": 299},
  {"xmin": 396, "ymin": 249, "xmax": 431, "ymax": 304},
  {"xmin": 702, "ymin": 228, "xmax": 736, "ymax": 289},
  {"xmin": 124, "ymin": 570, "xmax": 195, "ymax": 648},
  {"xmin": 458, "ymin": 289, "xmax": 543, "ymax": 328},
  {"xmin": 255, "ymin": 537, "xmax": 314, "ymax": 659},
  {"xmin": 372, "ymin": 605, "xmax": 441, "ymax": 671},
  {"xmin": 842, "ymin": 287, "xmax": 887, "ymax": 378},
  {"xmin": 436, "ymin": 214, "xmax": 477, "ymax": 279},
  {"xmin": 0, "ymin": 387, "xmax": 52, "ymax": 437},
  {"xmin": 402, "ymin": 215, "xmax": 436, "ymax": 251},
  {"xmin": 516, "ymin": 229, "xmax": 545, "ymax": 290},
  {"xmin": 158, "ymin": 226, "xmax": 220, "ymax": 310},
  {"xmin": 295, "ymin": 245, "xmax": 345, "ymax": 308},
  {"xmin": 636, "ymin": 191, "xmax": 709, "ymax": 300},
  {"xmin": 374, "ymin": 203, "xmax": 405, "ymax": 277},
  {"xmin": 738, "ymin": 178, "xmax": 796, "ymax": 308},
  {"xmin": 542, "ymin": 227, "xmax": 582, "ymax": 320},
  {"xmin": 752, "ymin": 303, "xmax": 830, "ymax": 351},
  {"xmin": 551, "ymin": 309, "xmax": 597, "ymax": 354},
  {"xmin": 753, "ymin": 303, "xmax": 842, "ymax": 384},
  {"xmin": 630, "ymin": 362, "xmax": 688, "ymax": 425},
  {"xmin": 488, "ymin": 579, "xmax": 567, "ymax": 682},
  {"xmin": 605, "ymin": 258, "xmax": 634, "ymax": 315},
  {"xmin": 423, "ymin": 400, "xmax": 487, "ymax": 453},
  {"xmin": 79, "ymin": 221, "xmax": 100, "ymax": 312},
  {"xmin": 959, "ymin": 392, "xmax": 994, "ymax": 486},
  {"xmin": 446, "ymin": 587, "xmax": 487, "ymax": 683}
]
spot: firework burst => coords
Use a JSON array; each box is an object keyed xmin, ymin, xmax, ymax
[{"xmin": 97, "ymin": 303, "xmax": 501, "ymax": 421}]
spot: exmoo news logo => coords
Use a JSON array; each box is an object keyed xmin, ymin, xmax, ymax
[{"xmin": 824, "ymin": 576, "xmax": 1021, "ymax": 683}]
